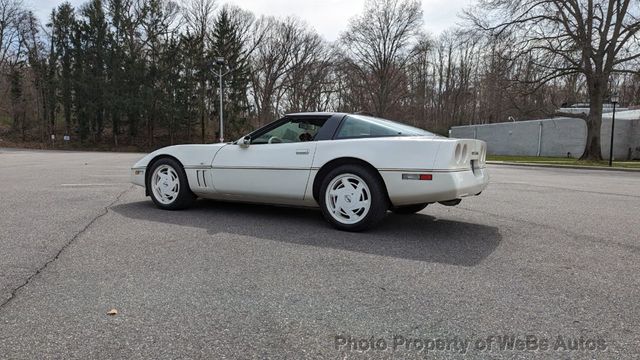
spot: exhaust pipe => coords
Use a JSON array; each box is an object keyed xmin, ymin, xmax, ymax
[{"xmin": 439, "ymin": 199, "xmax": 461, "ymax": 207}]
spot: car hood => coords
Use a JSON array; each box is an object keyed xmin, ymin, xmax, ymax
[{"xmin": 132, "ymin": 143, "xmax": 228, "ymax": 169}]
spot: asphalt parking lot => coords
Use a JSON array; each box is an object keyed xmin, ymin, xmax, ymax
[{"xmin": 0, "ymin": 148, "xmax": 638, "ymax": 359}]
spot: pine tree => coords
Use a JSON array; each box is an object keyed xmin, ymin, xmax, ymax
[
  {"xmin": 52, "ymin": 2, "xmax": 76, "ymax": 137},
  {"xmin": 106, "ymin": 0, "xmax": 125, "ymax": 147},
  {"xmin": 78, "ymin": 0, "xmax": 109, "ymax": 141},
  {"xmin": 211, "ymin": 5, "xmax": 252, "ymax": 140}
]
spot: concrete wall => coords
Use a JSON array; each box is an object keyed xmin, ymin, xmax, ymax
[
  {"xmin": 559, "ymin": 107, "xmax": 628, "ymax": 114},
  {"xmin": 450, "ymin": 110, "xmax": 640, "ymax": 160},
  {"xmin": 601, "ymin": 110, "xmax": 640, "ymax": 160}
]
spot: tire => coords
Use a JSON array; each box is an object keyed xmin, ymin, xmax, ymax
[
  {"xmin": 391, "ymin": 203, "xmax": 428, "ymax": 215},
  {"xmin": 147, "ymin": 158, "xmax": 196, "ymax": 210},
  {"xmin": 319, "ymin": 164, "xmax": 388, "ymax": 231}
]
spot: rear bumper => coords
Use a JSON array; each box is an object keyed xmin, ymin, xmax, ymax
[{"xmin": 381, "ymin": 167, "xmax": 489, "ymax": 206}]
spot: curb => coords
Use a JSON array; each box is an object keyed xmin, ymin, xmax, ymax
[{"xmin": 487, "ymin": 161, "xmax": 640, "ymax": 172}]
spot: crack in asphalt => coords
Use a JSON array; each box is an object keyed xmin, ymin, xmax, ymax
[{"xmin": 0, "ymin": 186, "xmax": 133, "ymax": 311}]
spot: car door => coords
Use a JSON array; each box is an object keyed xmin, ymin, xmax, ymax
[{"xmin": 210, "ymin": 117, "xmax": 325, "ymax": 201}]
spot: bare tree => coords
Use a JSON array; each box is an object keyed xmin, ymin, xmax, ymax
[
  {"xmin": 182, "ymin": 0, "xmax": 215, "ymax": 39},
  {"xmin": 17, "ymin": 10, "xmax": 49, "ymax": 141},
  {"xmin": 0, "ymin": 0, "xmax": 25, "ymax": 123},
  {"xmin": 340, "ymin": 0, "xmax": 423, "ymax": 117},
  {"xmin": 0, "ymin": 0, "xmax": 22, "ymax": 67},
  {"xmin": 249, "ymin": 17, "xmax": 319, "ymax": 124},
  {"xmin": 183, "ymin": 0, "xmax": 216, "ymax": 142},
  {"xmin": 467, "ymin": 0, "xmax": 640, "ymax": 160},
  {"xmin": 279, "ymin": 24, "xmax": 331, "ymax": 113}
]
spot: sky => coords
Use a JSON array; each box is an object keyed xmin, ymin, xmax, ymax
[{"xmin": 27, "ymin": 0, "xmax": 473, "ymax": 41}]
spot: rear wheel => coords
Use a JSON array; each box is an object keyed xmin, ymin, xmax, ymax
[
  {"xmin": 391, "ymin": 203, "xmax": 428, "ymax": 214},
  {"xmin": 319, "ymin": 164, "xmax": 388, "ymax": 231},
  {"xmin": 147, "ymin": 158, "xmax": 196, "ymax": 210}
]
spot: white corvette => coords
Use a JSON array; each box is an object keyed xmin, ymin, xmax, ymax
[{"xmin": 131, "ymin": 113, "xmax": 488, "ymax": 231}]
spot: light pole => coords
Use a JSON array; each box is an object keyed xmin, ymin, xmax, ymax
[
  {"xmin": 608, "ymin": 93, "xmax": 619, "ymax": 167},
  {"xmin": 215, "ymin": 57, "xmax": 233, "ymax": 143}
]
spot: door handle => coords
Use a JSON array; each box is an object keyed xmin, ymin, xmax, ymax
[{"xmin": 296, "ymin": 149, "xmax": 310, "ymax": 155}]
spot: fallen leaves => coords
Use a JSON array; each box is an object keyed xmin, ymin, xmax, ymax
[{"xmin": 107, "ymin": 308, "xmax": 118, "ymax": 316}]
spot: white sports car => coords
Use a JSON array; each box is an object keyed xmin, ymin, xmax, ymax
[{"xmin": 131, "ymin": 113, "xmax": 488, "ymax": 231}]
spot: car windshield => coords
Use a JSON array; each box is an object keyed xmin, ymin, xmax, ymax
[{"xmin": 336, "ymin": 114, "xmax": 436, "ymax": 139}]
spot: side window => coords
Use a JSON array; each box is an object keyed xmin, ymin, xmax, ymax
[
  {"xmin": 252, "ymin": 118, "xmax": 327, "ymax": 144},
  {"xmin": 336, "ymin": 116, "xmax": 400, "ymax": 139}
]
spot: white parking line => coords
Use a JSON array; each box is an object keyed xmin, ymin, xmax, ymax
[
  {"xmin": 60, "ymin": 183, "xmax": 129, "ymax": 187},
  {"xmin": 86, "ymin": 174, "xmax": 130, "ymax": 177}
]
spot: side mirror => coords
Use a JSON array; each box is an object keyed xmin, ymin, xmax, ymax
[{"xmin": 240, "ymin": 135, "xmax": 251, "ymax": 148}]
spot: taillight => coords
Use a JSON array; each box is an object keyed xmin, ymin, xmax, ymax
[{"xmin": 402, "ymin": 174, "xmax": 433, "ymax": 181}]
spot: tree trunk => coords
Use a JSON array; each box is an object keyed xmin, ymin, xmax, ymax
[
  {"xmin": 21, "ymin": 113, "xmax": 26, "ymax": 142},
  {"xmin": 200, "ymin": 76, "xmax": 206, "ymax": 143},
  {"xmin": 200, "ymin": 108, "xmax": 205, "ymax": 144},
  {"xmin": 112, "ymin": 113, "xmax": 119, "ymax": 148},
  {"xmin": 582, "ymin": 82, "xmax": 604, "ymax": 160},
  {"xmin": 169, "ymin": 116, "xmax": 174, "ymax": 145}
]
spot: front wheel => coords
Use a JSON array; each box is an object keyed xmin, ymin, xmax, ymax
[
  {"xmin": 319, "ymin": 165, "xmax": 388, "ymax": 231},
  {"xmin": 391, "ymin": 203, "xmax": 428, "ymax": 214},
  {"xmin": 147, "ymin": 158, "xmax": 196, "ymax": 210}
]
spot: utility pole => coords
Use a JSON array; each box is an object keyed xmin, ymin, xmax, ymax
[
  {"xmin": 608, "ymin": 93, "xmax": 619, "ymax": 167},
  {"xmin": 215, "ymin": 57, "xmax": 233, "ymax": 143}
]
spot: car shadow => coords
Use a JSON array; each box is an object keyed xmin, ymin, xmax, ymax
[{"xmin": 111, "ymin": 199, "xmax": 501, "ymax": 267}]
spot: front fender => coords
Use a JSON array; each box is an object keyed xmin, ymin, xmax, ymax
[
  {"xmin": 130, "ymin": 144, "xmax": 227, "ymax": 192},
  {"xmin": 132, "ymin": 144, "xmax": 227, "ymax": 169}
]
